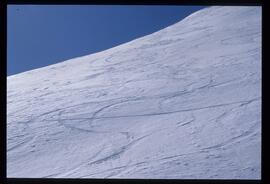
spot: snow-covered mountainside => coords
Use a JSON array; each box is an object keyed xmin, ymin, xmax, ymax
[{"xmin": 7, "ymin": 6, "xmax": 261, "ymax": 179}]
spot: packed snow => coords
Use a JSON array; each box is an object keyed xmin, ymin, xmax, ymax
[{"xmin": 7, "ymin": 6, "xmax": 261, "ymax": 179}]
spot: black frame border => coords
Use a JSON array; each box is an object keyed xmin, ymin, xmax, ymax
[{"xmin": 1, "ymin": 0, "xmax": 264, "ymax": 184}]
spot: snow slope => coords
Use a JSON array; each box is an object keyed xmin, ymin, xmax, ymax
[{"xmin": 7, "ymin": 6, "xmax": 261, "ymax": 179}]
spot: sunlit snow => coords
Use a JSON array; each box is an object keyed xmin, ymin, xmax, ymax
[{"xmin": 7, "ymin": 6, "xmax": 261, "ymax": 179}]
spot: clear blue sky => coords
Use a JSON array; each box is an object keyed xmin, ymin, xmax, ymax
[{"xmin": 7, "ymin": 5, "xmax": 206, "ymax": 76}]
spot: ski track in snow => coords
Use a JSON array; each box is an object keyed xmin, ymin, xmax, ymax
[{"xmin": 7, "ymin": 6, "xmax": 261, "ymax": 179}]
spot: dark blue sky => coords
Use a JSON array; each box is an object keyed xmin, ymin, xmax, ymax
[{"xmin": 7, "ymin": 5, "xmax": 205, "ymax": 76}]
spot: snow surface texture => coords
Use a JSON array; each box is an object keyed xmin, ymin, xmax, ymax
[{"xmin": 7, "ymin": 6, "xmax": 261, "ymax": 179}]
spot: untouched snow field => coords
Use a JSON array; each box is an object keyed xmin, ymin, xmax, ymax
[{"xmin": 7, "ymin": 6, "xmax": 261, "ymax": 179}]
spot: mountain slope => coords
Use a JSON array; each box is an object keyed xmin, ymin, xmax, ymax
[{"xmin": 7, "ymin": 6, "xmax": 261, "ymax": 179}]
